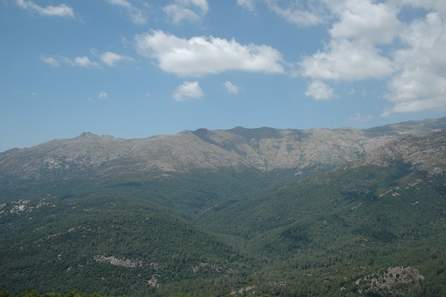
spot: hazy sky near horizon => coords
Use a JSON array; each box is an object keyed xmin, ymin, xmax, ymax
[{"xmin": 1, "ymin": 0, "xmax": 446, "ymax": 151}]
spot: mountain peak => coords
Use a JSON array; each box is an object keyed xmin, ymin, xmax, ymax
[{"xmin": 78, "ymin": 132, "xmax": 99, "ymax": 138}]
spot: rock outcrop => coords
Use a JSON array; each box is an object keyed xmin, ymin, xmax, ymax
[{"xmin": 355, "ymin": 266, "xmax": 424, "ymax": 297}]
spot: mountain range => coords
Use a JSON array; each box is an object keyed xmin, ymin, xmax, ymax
[
  {"xmin": 1, "ymin": 117, "xmax": 446, "ymax": 297},
  {"xmin": 2, "ymin": 116, "xmax": 446, "ymax": 179}
]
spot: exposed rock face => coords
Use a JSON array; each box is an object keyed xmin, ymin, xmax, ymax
[
  {"xmin": 230, "ymin": 285, "xmax": 256, "ymax": 296},
  {"xmin": 93, "ymin": 255, "xmax": 144, "ymax": 268},
  {"xmin": 355, "ymin": 266, "xmax": 424, "ymax": 297},
  {"xmin": 191, "ymin": 127, "xmax": 380, "ymax": 171},
  {"xmin": 0, "ymin": 199, "xmax": 55, "ymax": 217},
  {"xmin": 147, "ymin": 275, "xmax": 159, "ymax": 288},
  {"xmin": 1, "ymin": 117, "xmax": 446, "ymax": 180},
  {"xmin": 363, "ymin": 131, "xmax": 446, "ymax": 174},
  {"xmin": 191, "ymin": 262, "xmax": 224, "ymax": 273}
]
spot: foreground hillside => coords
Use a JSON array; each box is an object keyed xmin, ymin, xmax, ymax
[{"xmin": 1, "ymin": 117, "xmax": 446, "ymax": 297}]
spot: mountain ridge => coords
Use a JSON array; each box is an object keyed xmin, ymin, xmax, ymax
[
  {"xmin": 2, "ymin": 116, "xmax": 446, "ymax": 296},
  {"xmin": 4, "ymin": 116, "xmax": 446, "ymax": 153},
  {"xmin": 1, "ymin": 117, "xmax": 446, "ymax": 180}
]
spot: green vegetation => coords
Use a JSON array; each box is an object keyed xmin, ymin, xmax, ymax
[{"xmin": 2, "ymin": 165, "xmax": 446, "ymax": 296}]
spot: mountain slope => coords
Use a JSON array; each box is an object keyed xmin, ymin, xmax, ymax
[
  {"xmin": 0, "ymin": 195, "xmax": 249, "ymax": 296},
  {"xmin": 2, "ymin": 117, "xmax": 446, "ymax": 296},
  {"xmin": 2, "ymin": 117, "xmax": 446, "ymax": 181}
]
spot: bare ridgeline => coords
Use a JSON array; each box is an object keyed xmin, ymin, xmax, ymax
[{"xmin": 1, "ymin": 117, "xmax": 445, "ymax": 178}]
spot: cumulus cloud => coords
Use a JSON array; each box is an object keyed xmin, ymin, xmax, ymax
[
  {"xmin": 265, "ymin": 0, "xmax": 324, "ymax": 27},
  {"xmin": 69, "ymin": 56, "xmax": 99, "ymax": 68},
  {"xmin": 301, "ymin": 0, "xmax": 397, "ymax": 82},
  {"xmin": 40, "ymin": 56, "xmax": 60, "ymax": 67},
  {"xmin": 164, "ymin": 0, "xmax": 208, "ymax": 24},
  {"xmin": 389, "ymin": 0, "xmax": 446, "ymax": 16},
  {"xmin": 48, "ymin": 56, "xmax": 97, "ymax": 68},
  {"xmin": 106, "ymin": 0, "xmax": 148, "ymax": 24},
  {"xmin": 173, "ymin": 81, "xmax": 204, "ymax": 101},
  {"xmin": 100, "ymin": 51, "xmax": 132, "ymax": 66},
  {"xmin": 224, "ymin": 81, "xmax": 240, "ymax": 95},
  {"xmin": 329, "ymin": 0, "xmax": 401, "ymax": 44},
  {"xmin": 16, "ymin": 0, "xmax": 74, "ymax": 17},
  {"xmin": 298, "ymin": 0, "xmax": 446, "ymax": 114},
  {"xmin": 301, "ymin": 39, "xmax": 394, "ymax": 81},
  {"xmin": 237, "ymin": 0, "xmax": 255, "ymax": 11},
  {"xmin": 135, "ymin": 30, "xmax": 284, "ymax": 76},
  {"xmin": 385, "ymin": 12, "xmax": 446, "ymax": 114},
  {"xmin": 305, "ymin": 80, "xmax": 333, "ymax": 101}
]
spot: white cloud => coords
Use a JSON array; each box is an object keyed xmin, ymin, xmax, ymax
[
  {"xmin": 389, "ymin": 0, "xmax": 446, "ymax": 16},
  {"xmin": 106, "ymin": 0, "xmax": 148, "ymax": 24},
  {"xmin": 385, "ymin": 12, "xmax": 446, "ymax": 114},
  {"xmin": 173, "ymin": 81, "xmax": 204, "ymax": 101},
  {"xmin": 163, "ymin": 5, "xmax": 200, "ymax": 23},
  {"xmin": 224, "ymin": 81, "xmax": 240, "ymax": 95},
  {"xmin": 135, "ymin": 30, "xmax": 284, "ymax": 76},
  {"xmin": 68, "ymin": 56, "xmax": 99, "ymax": 68},
  {"xmin": 107, "ymin": 0, "xmax": 130, "ymax": 5},
  {"xmin": 180, "ymin": 0, "xmax": 208, "ymax": 12},
  {"xmin": 305, "ymin": 80, "xmax": 333, "ymax": 101},
  {"xmin": 100, "ymin": 51, "xmax": 131, "ymax": 66},
  {"xmin": 41, "ymin": 56, "xmax": 60, "ymax": 67},
  {"xmin": 299, "ymin": 0, "xmax": 446, "ymax": 114},
  {"xmin": 98, "ymin": 91, "xmax": 109, "ymax": 99},
  {"xmin": 40, "ymin": 52, "xmax": 131, "ymax": 68},
  {"xmin": 265, "ymin": 0, "xmax": 323, "ymax": 27},
  {"xmin": 386, "ymin": 70, "xmax": 446, "ymax": 114},
  {"xmin": 329, "ymin": 0, "xmax": 401, "ymax": 44},
  {"xmin": 16, "ymin": 0, "xmax": 74, "ymax": 17},
  {"xmin": 301, "ymin": 0, "xmax": 397, "ymax": 82},
  {"xmin": 237, "ymin": 0, "xmax": 255, "ymax": 11},
  {"xmin": 164, "ymin": 0, "xmax": 208, "ymax": 24},
  {"xmin": 301, "ymin": 39, "xmax": 394, "ymax": 81}
]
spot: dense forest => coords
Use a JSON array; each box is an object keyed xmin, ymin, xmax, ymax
[{"xmin": 2, "ymin": 165, "xmax": 446, "ymax": 296}]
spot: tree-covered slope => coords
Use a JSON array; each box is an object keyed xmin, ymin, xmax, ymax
[
  {"xmin": 196, "ymin": 164, "xmax": 446, "ymax": 296},
  {"xmin": 2, "ymin": 163, "xmax": 446, "ymax": 296},
  {"xmin": 0, "ymin": 194, "xmax": 249, "ymax": 296},
  {"xmin": 2, "ymin": 118, "xmax": 446, "ymax": 297}
]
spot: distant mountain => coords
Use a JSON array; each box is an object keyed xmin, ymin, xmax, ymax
[
  {"xmin": 2, "ymin": 117, "xmax": 446, "ymax": 297},
  {"xmin": 364, "ymin": 116, "xmax": 446, "ymax": 136},
  {"xmin": 1, "ymin": 117, "xmax": 446, "ymax": 181}
]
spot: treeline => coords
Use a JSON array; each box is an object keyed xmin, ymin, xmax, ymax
[
  {"xmin": 0, "ymin": 290, "xmax": 265, "ymax": 297},
  {"xmin": 0, "ymin": 291, "xmax": 109, "ymax": 297},
  {"xmin": 0, "ymin": 291, "xmax": 203, "ymax": 297}
]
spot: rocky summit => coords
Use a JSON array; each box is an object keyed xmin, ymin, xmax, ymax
[{"xmin": 1, "ymin": 117, "xmax": 446, "ymax": 180}]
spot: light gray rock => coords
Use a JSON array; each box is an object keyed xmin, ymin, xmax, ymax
[{"xmin": 1, "ymin": 117, "xmax": 445, "ymax": 180}]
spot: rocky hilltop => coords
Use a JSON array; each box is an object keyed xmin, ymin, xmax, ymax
[{"xmin": 1, "ymin": 117, "xmax": 446, "ymax": 179}]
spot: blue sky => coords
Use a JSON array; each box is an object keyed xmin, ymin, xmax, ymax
[{"xmin": 1, "ymin": 0, "xmax": 446, "ymax": 151}]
